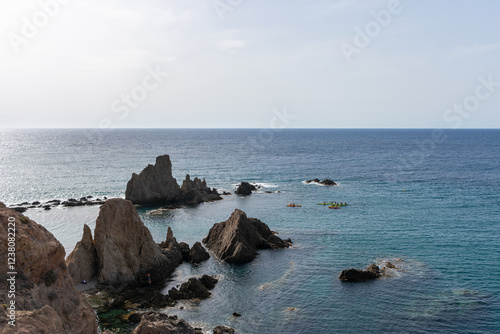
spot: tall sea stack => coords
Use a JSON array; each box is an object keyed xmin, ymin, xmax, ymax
[{"xmin": 125, "ymin": 155, "xmax": 221, "ymax": 207}]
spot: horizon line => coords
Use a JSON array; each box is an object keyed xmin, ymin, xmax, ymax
[{"xmin": 1, "ymin": 127, "xmax": 499, "ymax": 130}]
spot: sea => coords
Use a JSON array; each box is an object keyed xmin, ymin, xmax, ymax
[{"xmin": 0, "ymin": 129, "xmax": 499, "ymax": 334}]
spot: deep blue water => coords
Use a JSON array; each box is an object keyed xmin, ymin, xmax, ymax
[{"xmin": 0, "ymin": 129, "xmax": 499, "ymax": 333}]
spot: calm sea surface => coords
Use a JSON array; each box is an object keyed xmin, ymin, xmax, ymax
[{"xmin": 0, "ymin": 129, "xmax": 499, "ymax": 333}]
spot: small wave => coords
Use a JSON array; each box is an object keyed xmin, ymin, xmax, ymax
[
  {"xmin": 301, "ymin": 180, "xmax": 339, "ymax": 186},
  {"xmin": 232, "ymin": 182, "xmax": 279, "ymax": 189},
  {"xmin": 375, "ymin": 257, "xmax": 429, "ymax": 279}
]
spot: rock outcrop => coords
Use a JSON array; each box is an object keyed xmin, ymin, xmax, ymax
[
  {"xmin": 0, "ymin": 202, "xmax": 97, "ymax": 334},
  {"xmin": 66, "ymin": 224, "xmax": 98, "ymax": 283},
  {"xmin": 189, "ymin": 242, "xmax": 210, "ymax": 264},
  {"xmin": 0, "ymin": 305, "xmax": 65, "ymax": 334},
  {"xmin": 177, "ymin": 242, "xmax": 210, "ymax": 265},
  {"xmin": 179, "ymin": 175, "xmax": 222, "ymax": 205},
  {"xmin": 126, "ymin": 155, "xmax": 181, "ymax": 205},
  {"xmin": 66, "ymin": 199, "xmax": 183, "ymax": 290},
  {"xmin": 125, "ymin": 155, "xmax": 221, "ymax": 207},
  {"xmin": 168, "ymin": 275, "xmax": 218, "ymax": 300},
  {"xmin": 338, "ymin": 264, "xmax": 381, "ymax": 282},
  {"xmin": 10, "ymin": 196, "xmax": 107, "ymax": 212},
  {"xmin": 213, "ymin": 326, "xmax": 236, "ymax": 334},
  {"xmin": 95, "ymin": 199, "xmax": 183, "ymax": 288},
  {"xmin": 131, "ymin": 313, "xmax": 203, "ymax": 334},
  {"xmin": 203, "ymin": 209, "xmax": 292, "ymax": 264},
  {"xmin": 235, "ymin": 182, "xmax": 256, "ymax": 195},
  {"xmin": 305, "ymin": 178, "xmax": 337, "ymax": 186}
]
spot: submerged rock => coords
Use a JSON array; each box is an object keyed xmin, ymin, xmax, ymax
[
  {"xmin": 0, "ymin": 202, "xmax": 97, "ymax": 334},
  {"xmin": 203, "ymin": 209, "xmax": 292, "ymax": 264},
  {"xmin": 338, "ymin": 264, "xmax": 381, "ymax": 282},
  {"xmin": 305, "ymin": 178, "xmax": 337, "ymax": 186},
  {"xmin": 125, "ymin": 155, "xmax": 221, "ymax": 207}
]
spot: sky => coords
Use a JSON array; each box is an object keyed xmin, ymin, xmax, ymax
[{"xmin": 0, "ymin": 0, "xmax": 499, "ymax": 128}]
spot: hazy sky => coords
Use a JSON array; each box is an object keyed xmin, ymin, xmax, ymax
[{"xmin": 1, "ymin": 0, "xmax": 499, "ymax": 128}]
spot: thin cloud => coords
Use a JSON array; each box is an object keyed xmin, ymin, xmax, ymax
[
  {"xmin": 217, "ymin": 40, "xmax": 246, "ymax": 52},
  {"xmin": 450, "ymin": 43, "xmax": 500, "ymax": 58}
]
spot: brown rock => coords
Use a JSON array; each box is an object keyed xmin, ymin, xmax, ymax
[
  {"xmin": 0, "ymin": 305, "xmax": 64, "ymax": 334},
  {"xmin": 203, "ymin": 209, "xmax": 292, "ymax": 264},
  {"xmin": 0, "ymin": 205, "xmax": 97, "ymax": 334},
  {"xmin": 94, "ymin": 199, "xmax": 183, "ymax": 288},
  {"xmin": 66, "ymin": 224, "xmax": 98, "ymax": 283},
  {"xmin": 213, "ymin": 325, "xmax": 235, "ymax": 334}
]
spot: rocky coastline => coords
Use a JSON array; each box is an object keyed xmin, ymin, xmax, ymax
[{"xmin": 9, "ymin": 196, "xmax": 108, "ymax": 213}]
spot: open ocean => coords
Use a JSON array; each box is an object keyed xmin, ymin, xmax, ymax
[{"xmin": 0, "ymin": 129, "xmax": 499, "ymax": 333}]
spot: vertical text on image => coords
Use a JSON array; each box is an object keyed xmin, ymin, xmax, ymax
[{"xmin": 6, "ymin": 216, "xmax": 17, "ymax": 326}]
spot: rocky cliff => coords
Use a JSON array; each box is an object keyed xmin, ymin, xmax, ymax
[
  {"xmin": 0, "ymin": 202, "xmax": 97, "ymax": 334},
  {"xmin": 125, "ymin": 155, "xmax": 221, "ymax": 207},
  {"xmin": 203, "ymin": 209, "xmax": 292, "ymax": 264}
]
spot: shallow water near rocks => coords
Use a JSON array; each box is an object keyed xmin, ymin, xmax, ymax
[{"xmin": 1, "ymin": 129, "xmax": 499, "ymax": 333}]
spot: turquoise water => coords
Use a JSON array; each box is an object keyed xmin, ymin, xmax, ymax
[{"xmin": 0, "ymin": 129, "xmax": 499, "ymax": 333}]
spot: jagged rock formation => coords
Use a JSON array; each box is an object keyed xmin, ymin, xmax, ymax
[
  {"xmin": 66, "ymin": 224, "xmax": 98, "ymax": 283},
  {"xmin": 338, "ymin": 264, "xmax": 381, "ymax": 282},
  {"xmin": 168, "ymin": 275, "xmax": 218, "ymax": 300},
  {"xmin": 189, "ymin": 242, "xmax": 210, "ymax": 264},
  {"xmin": 131, "ymin": 313, "xmax": 203, "ymax": 334},
  {"xmin": 0, "ymin": 202, "xmax": 97, "ymax": 334},
  {"xmin": 179, "ymin": 175, "xmax": 221, "ymax": 205},
  {"xmin": 177, "ymin": 242, "xmax": 210, "ymax": 265},
  {"xmin": 203, "ymin": 209, "xmax": 292, "ymax": 264},
  {"xmin": 66, "ymin": 199, "xmax": 183, "ymax": 290},
  {"xmin": 125, "ymin": 155, "xmax": 221, "ymax": 207}
]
